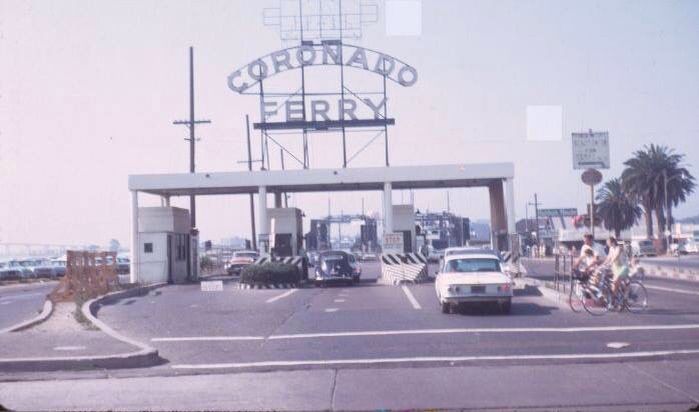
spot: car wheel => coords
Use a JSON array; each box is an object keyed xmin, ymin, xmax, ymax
[
  {"xmin": 441, "ymin": 301, "xmax": 450, "ymax": 314},
  {"xmin": 500, "ymin": 299, "xmax": 512, "ymax": 314}
]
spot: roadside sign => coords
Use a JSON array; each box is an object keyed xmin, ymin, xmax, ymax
[
  {"xmin": 581, "ymin": 168, "xmax": 603, "ymax": 186},
  {"xmin": 382, "ymin": 232, "xmax": 404, "ymax": 254},
  {"xmin": 201, "ymin": 280, "xmax": 223, "ymax": 292},
  {"xmin": 538, "ymin": 208, "xmax": 578, "ymax": 218},
  {"xmin": 572, "ymin": 131, "xmax": 610, "ymax": 170}
]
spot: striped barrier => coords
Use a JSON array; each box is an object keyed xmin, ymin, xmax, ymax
[
  {"xmin": 380, "ymin": 253, "xmax": 428, "ymax": 285},
  {"xmin": 238, "ymin": 283, "xmax": 298, "ymax": 290},
  {"xmin": 244, "ymin": 256, "xmax": 308, "ymax": 289}
]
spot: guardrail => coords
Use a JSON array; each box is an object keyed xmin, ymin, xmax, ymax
[{"xmin": 553, "ymin": 252, "xmax": 574, "ymax": 293}]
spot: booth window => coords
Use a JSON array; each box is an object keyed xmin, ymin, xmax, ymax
[{"xmin": 144, "ymin": 243, "xmax": 153, "ymax": 253}]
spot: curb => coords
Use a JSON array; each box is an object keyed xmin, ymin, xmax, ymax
[
  {"xmin": 517, "ymin": 277, "xmax": 569, "ymax": 310},
  {"xmin": 0, "ymin": 283, "xmax": 166, "ymax": 372},
  {"xmin": 0, "ymin": 300, "xmax": 53, "ymax": 334},
  {"xmin": 639, "ymin": 264, "xmax": 699, "ymax": 283}
]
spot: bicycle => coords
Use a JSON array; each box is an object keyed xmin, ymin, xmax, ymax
[{"xmin": 579, "ymin": 266, "xmax": 648, "ymax": 316}]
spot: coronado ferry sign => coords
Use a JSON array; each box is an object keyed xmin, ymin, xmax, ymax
[{"xmin": 227, "ymin": 42, "xmax": 417, "ymax": 93}]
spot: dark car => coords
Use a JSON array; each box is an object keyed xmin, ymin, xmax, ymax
[{"xmin": 314, "ymin": 250, "xmax": 357, "ymax": 286}]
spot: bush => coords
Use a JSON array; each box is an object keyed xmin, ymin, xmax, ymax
[{"xmin": 241, "ymin": 262, "xmax": 300, "ymax": 285}]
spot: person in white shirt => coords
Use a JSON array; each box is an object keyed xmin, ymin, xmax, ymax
[{"xmin": 574, "ymin": 234, "xmax": 606, "ymax": 284}]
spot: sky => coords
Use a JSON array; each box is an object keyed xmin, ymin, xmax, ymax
[{"xmin": 1, "ymin": 0, "xmax": 698, "ymax": 247}]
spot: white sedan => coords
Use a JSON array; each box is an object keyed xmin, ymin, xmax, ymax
[{"xmin": 435, "ymin": 253, "xmax": 514, "ymax": 314}]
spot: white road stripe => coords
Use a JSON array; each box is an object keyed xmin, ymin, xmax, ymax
[
  {"xmin": 152, "ymin": 336, "xmax": 264, "ymax": 342},
  {"xmin": 401, "ymin": 285, "xmax": 422, "ymax": 310},
  {"xmin": 268, "ymin": 323, "xmax": 699, "ymax": 340},
  {"xmin": 265, "ymin": 289, "xmax": 298, "ymax": 303},
  {"xmin": 645, "ymin": 284, "xmax": 699, "ymax": 296},
  {"xmin": 150, "ymin": 324, "xmax": 699, "ymax": 344},
  {"xmin": 171, "ymin": 348, "xmax": 699, "ymax": 370},
  {"xmin": 324, "ymin": 308, "xmax": 339, "ymax": 313},
  {"xmin": 333, "ymin": 299, "xmax": 346, "ymax": 303}
]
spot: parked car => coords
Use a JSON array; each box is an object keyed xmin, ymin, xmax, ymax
[
  {"xmin": 225, "ymin": 250, "xmax": 259, "ymax": 275},
  {"xmin": 314, "ymin": 250, "xmax": 356, "ymax": 286},
  {"xmin": 631, "ymin": 239, "xmax": 656, "ymax": 257},
  {"xmin": 51, "ymin": 256, "xmax": 67, "ymax": 277},
  {"xmin": 671, "ymin": 239, "xmax": 699, "ymax": 255},
  {"xmin": 435, "ymin": 253, "xmax": 513, "ymax": 314},
  {"xmin": 0, "ymin": 260, "xmax": 26, "ymax": 280},
  {"xmin": 31, "ymin": 259, "xmax": 61, "ymax": 278},
  {"xmin": 116, "ymin": 255, "xmax": 130, "ymax": 274}
]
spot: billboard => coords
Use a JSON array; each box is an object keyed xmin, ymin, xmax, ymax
[{"xmin": 572, "ymin": 131, "xmax": 610, "ymax": 169}]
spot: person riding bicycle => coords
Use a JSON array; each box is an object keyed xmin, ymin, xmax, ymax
[
  {"xmin": 573, "ymin": 233, "xmax": 605, "ymax": 283},
  {"xmin": 601, "ymin": 236, "xmax": 630, "ymax": 299}
]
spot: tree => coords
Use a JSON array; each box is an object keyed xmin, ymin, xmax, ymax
[
  {"xmin": 622, "ymin": 144, "xmax": 696, "ymax": 240},
  {"xmin": 596, "ymin": 178, "xmax": 642, "ymax": 238},
  {"xmin": 109, "ymin": 239, "xmax": 121, "ymax": 252}
]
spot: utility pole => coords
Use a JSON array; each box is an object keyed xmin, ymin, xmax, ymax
[
  {"xmin": 528, "ymin": 194, "xmax": 542, "ymax": 249},
  {"xmin": 173, "ymin": 46, "xmax": 210, "ymax": 229},
  {"xmin": 245, "ymin": 115, "xmax": 257, "ymax": 250}
]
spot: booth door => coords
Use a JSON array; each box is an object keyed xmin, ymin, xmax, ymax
[
  {"xmin": 401, "ymin": 230, "xmax": 413, "ymax": 253},
  {"xmin": 273, "ymin": 234, "xmax": 293, "ymax": 257}
]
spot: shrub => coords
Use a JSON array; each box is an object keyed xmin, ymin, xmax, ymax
[{"xmin": 241, "ymin": 262, "xmax": 300, "ymax": 285}]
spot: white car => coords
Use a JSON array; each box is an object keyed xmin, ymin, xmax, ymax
[{"xmin": 435, "ymin": 253, "xmax": 514, "ymax": 314}]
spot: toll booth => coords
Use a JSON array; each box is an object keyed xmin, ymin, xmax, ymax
[
  {"xmin": 268, "ymin": 207, "xmax": 304, "ymax": 257},
  {"xmin": 136, "ymin": 207, "xmax": 192, "ymax": 284},
  {"xmin": 392, "ymin": 204, "xmax": 416, "ymax": 253}
]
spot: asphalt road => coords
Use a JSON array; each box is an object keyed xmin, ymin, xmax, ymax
[
  {"xmin": 94, "ymin": 261, "xmax": 699, "ymax": 371},
  {"xmin": 3, "ymin": 263, "xmax": 699, "ymax": 410},
  {"xmin": 0, "ymin": 281, "xmax": 55, "ymax": 330}
]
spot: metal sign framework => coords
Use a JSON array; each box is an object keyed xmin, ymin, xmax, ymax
[{"xmin": 228, "ymin": 0, "xmax": 418, "ymax": 170}]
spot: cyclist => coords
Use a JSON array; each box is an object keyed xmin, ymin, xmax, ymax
[
  {"xmin": 602, "ymin": 236, "xmax": 630, "ymax": 299},
  {"xmin": 573, "ymin": 233, "xmax": 605, "ymax": 283}
]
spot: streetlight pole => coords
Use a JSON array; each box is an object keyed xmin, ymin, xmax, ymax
[{"xmin": 663, "ymin": 170, "xmax": 685, "ymax": 255}]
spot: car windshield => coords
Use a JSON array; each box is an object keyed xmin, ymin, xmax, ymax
[
  {"xmin": 235, "ymin": 252, "xmax": 257, "ymax": 258},
  {"xmin": 445, "ymin": 258, "xmax": 501, "ymax": 273}
]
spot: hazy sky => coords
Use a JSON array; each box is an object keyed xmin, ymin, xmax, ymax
[{"xmin": 1, "ymin": 0, "xmax": 698, "ymax": 246}]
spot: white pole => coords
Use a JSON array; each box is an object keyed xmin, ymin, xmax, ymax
[
  {"xmin": 130, "ymin": 190, "xmax": 139, "ymax": 283},
  {"xmin": 258, "ymin": 186, "xmax": 269, "ymax": 254},
  {"xmin": 383, "ymin": 182, "xmax": 393, "ymax": 234}
]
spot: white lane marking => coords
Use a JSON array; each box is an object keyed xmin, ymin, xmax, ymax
[
  {"xmin": 607, "ymin": 342, "xmax": 630, "ymax": 349},
  {"xmin": 150, "ymin": 323, "xmax": 699, "ymax": 344},
  {"xmin": 268, "ymin": 323, "xmax": 699, "ymax": 340},
  {"xmin": 171, "ymin": 348, "xmax": 699, "ymax": 370},
  {"xmin": 324, "ymin": 308, "xmax": 339, "ymax": 313},
  {"xmin": 152, "ymin": 336, "xmax": 264, "ymax": 342},
  {"xmin": 266, "ymin": 289, "xmax": 298, "ymax": 303},
  {"xmin": 645, "ymin": 284, "xmax": 699, "ymax": 296},
  {"xmin": 0, "ymin": 301, "xmax": 11, "ymax": 305},
  {"xmin": 53, "ymin": 346, "xmax": 86, "ymax": 351},
  {"xmin": 401, "ymin": 285, "xmax": 422, "ymax": 310},
  {"xmin": 333, "ymin": 299, "xmax": 346, "ymax": 303}
]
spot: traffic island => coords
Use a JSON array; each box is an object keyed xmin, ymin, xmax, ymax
[{"xmin": 0, "ymin": 251, "xmax": 164, "ymax": 372}]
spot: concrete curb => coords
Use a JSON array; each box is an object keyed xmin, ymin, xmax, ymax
[
  {"xmin": 518, "ymin": 277, "xmax": 569, "ymax": 310},
  {"xmin": 0, "ymin": 283, "xmax": 166, "ymax": 372},
  {"xmin": 639, "ymin": 264, "xmax": 699, "ymax": 283},
  {"xmin": 0, "ymin": 300, "xmax": 53, "ymax": 334}
]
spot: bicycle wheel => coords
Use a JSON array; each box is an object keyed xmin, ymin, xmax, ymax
[
  {"xmin": 624, "ymin": 281, "xmax": 648, "ymax": 313},
  {"xmin": 569, "ymin": 281, "xmax": 584, "ymax": 313},
  {"xmin": 582, "ymin": 286, "xmax": 610, "ymax": 316}
]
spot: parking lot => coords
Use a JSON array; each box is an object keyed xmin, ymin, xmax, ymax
[{"xmin": 95, "ymin": 261, "xmax": 699, "ymax": 372}]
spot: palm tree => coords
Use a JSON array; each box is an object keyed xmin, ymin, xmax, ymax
[
  {"xmin": 596, "ymin": 178, "xmax": 642, "ymax": 238},
  {"xmin": 622, "ymin": 144, "xmax": 695, "ymax": 239}
]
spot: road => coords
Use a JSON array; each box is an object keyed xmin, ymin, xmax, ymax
[
  {"xmin": 0, "ymin": 281, "xmax": 55, "ymax": 330},
  {"xmin": 2, "ymin": 263, "xmax": 698, "ymax": 410},
  {"xmin": 89, "ymin": 261, "xmax": 699, "ymax": 370}
]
